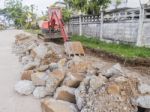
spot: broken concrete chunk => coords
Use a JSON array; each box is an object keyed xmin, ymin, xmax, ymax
[
  {"xmin": 23, "ymin": 62, "xmax": 38, "ymax": 71},
  {"xmin": 21, "ymin": 70, "xmax": 34, "ymax": 80},
  {"xmin": 21, "ymin": 55, "xmax": 33, "ymax": 65},
  {"xmin": 72, "ymin": 56, "xmax": 83, "ymax": 65},
  {"xmin": 86, "ymin": 68, "xmax": 97, "ymax": 76},
  {"xmin": 67, "ymin": 57, "xmax": 91, "ymax": 73},
  {"xmin": 44, "ymin": 50, "xmax": 53, "ymax": 58},
  {"xmin": 33, "ymin": 87, "xmax": 48, "ymax": 98},
  {"xmin": 90, "ymin": 75, "xmax": 107, "ymax": 91},
  {"xmin": 15, "ymin": 80, "xmax": 35, "ymax": 95},
  {"xmin": 75, "ymin": 77, "xmax": 91, "ymax": 110},
  {"xmin": 67, "ymin": 56, "xmax": 82, "ymax": 68},
  {"xmin": 31, "ymin": 72, "xmax": 48, "ymax": 86},
  {"xmin": 37, "ymin": 65, "xmax": 49, "ymax": 72},
  {"xmin": 69, "ymin": 61, "xmax": 91, "ymax": 73},
  {"xmin": 15, "ymin": 33, "xmax": 30, "ymax": 43},
  {"xmin": 32, "ymin": 44, "xmax": 48, "ymax": 59},
  {"xmin": 27, "ymin": 42, "xmax": 37, "ymax": 51},
  {"xmin": 75, "ymin": 89, "xmax": 86, "ymax": 110},
  {"xmin": 63, "ymin": 72, "xmax": 85, "ymax": 88},
  {"xmin": 49, "ymin": 63, "xmax": 59, "ymax": 71},
  {"xmin": 112, "ymin": 76, "xmax": 128, "ymax": 83},
  {"xmin": 103, "ymin": 63, "xmax": 124, "ymax": 78},
  {"xmin": 41, "ymin": 58, "xmax": 51, "ymax": 65},
  {"xmin": 45, "ymin": 70, "xmax": 65, "ymax": 95},
  {"xmin": 31, "ymin": 49, "xmax": 37, "ymax": 59},
  {"xmin": 45, "ymin": 76, "xmax": 60, "ymax": 96},
  {"xmin": 54, "ymin": 86, "xmax": 76, "ymax": 103},
  {"xmin": 41, "ymin": 98, "xmax": 78, "ymax": 112},
  {"xmin": 135, "ymin": 95, "xmax": 150, "ymax": 109},
  {"xmin": 50, "ymin": 69, "xmax": 65, "ymax": 82},
  {"xmin": 138, "ymin": 83, "xmax": 150, "ymax": 94},
  {"xmin": 58, "ymin": 58, "xmax": 67, "ymax": 67}
]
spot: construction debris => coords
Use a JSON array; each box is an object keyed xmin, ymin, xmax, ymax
[
  {"xmin": 13, "ymin": 33, "xmax": 150, "ymax": 112},
  {"xmin": 15, "ymin": 80, "xmax": 35, "ymax": 95},
  {"xmin": 138, "ymin": 83, "xmax": 150, "ymax": 94},
  {"xmin": 134, "ymin": 95, "xmax": 150, "ymax": 109},
  {"xmin": 54, "ymin": 86, "xmax": 76, "ymax": 103},
  {"xmin": 21, "ymin": 70, "xmax": 34, "ymax": 80},
  {"xmin": 41, "ymin": 98, "xmax": 79, "ymax": 112},
  {"xmin": 31, "ymin": 72, "xmax": 48, "ymax": 86},
  {"xmin": 33, "ymin": 86, "xmax": 48, "ymax": 98},
  {"xmin": 62, "ymin": 72, "xmax": 85, "ymax": 88},
  {"xmin": 103, "ymin": 63, "xmax": 124, "ymax": 78}
]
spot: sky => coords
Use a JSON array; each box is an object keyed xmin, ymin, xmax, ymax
[{"xmin": 0, "ymin": 0, "xmax": 149, "ymax": 15}]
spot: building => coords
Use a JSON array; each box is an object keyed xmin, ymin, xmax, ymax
[
  {"xmin": 109, "ymin": 0, "xmax": 129, "ymax": 9},
  {"xmin": 104, "ymin": 7, "xmax": 139, "ymax": 21}
]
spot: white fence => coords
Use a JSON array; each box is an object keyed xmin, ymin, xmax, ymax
[{"xmin": 68, "ymin": 6, "xmax": 150, "ymax": 47}]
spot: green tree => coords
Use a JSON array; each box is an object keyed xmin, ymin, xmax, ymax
[
  {"xmin": 4, "ymin": 0, "xmax": 37, "ymax": 28},
  {"xmin": 64, "ymin": 0, "xmax": 111, "ymax": 15},
  {"xmin": 62, "ymin": 8, "xmax": 72, "ymax": 22},
  {"xmin": 114, "ymin": 0, "xmax": 122, "ymax": 9}
]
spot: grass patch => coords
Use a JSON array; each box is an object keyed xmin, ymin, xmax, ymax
[{"xmin": 71, "ymin": 35, "xmax": 150, "ymax": 59}]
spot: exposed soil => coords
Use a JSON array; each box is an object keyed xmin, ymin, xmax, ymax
[
  {"xmin": 84, "ymin": 46, "xmax": 150, "ymax": 75},
  {"xmin": 43, "ymin": 37, "xmax": 150, "ymax": 75}
]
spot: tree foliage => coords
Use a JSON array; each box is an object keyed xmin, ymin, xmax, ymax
[
  {"xmin": 114, "ymin": 0, "xmax": 122, "ymax": 9},
  {"xmin": 3, "ymin": 0, "xmax": 37, "ymax": 28},
  {"xmin": 64, "ymin": 0, "xmax": 111, "ymax": 15},
  {"xmin": 62, "ymin": 8, "xmax": 72, "ymax": 22}
]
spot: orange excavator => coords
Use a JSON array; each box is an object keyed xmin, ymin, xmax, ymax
[{"xmin": 39, "ymin": 7, "xmax": 85, "ymax": 57}]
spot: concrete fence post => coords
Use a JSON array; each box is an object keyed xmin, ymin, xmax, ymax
[
  {"xmin": 69, "ymin": 20, "xmax": 73, "ymax": 35},
  {"xmin": 136, "ymin": 6, "xmax": 144, "ymax": 46},
  {"xmin": 100, "ymin": 11, "xmax": 104, "ymax": 40},
  {"xmin": 79, "ymin": 15, "xmax": 82, "ymax": 36}
]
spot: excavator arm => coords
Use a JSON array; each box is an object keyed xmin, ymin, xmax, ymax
[
  {"xmin": 50, "ymin": 11, "xmax": 68, "ymax": 42},
  {"xmin": 41, "ymin": 7, "xmax": 85, "ymax": 57}
]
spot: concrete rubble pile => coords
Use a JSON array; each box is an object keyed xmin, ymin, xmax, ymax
[{"xmin": 12, "ymin": 33, "xmax": 150, "ymax": 112}]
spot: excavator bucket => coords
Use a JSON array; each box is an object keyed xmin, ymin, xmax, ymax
[{"xmin": 64, "ymin": 41, "xmax": 85, "ymax": 57}]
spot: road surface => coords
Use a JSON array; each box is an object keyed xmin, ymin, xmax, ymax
[{"xmin": 0, "ymin": 30, "xmax": 41, "ymax": 112}]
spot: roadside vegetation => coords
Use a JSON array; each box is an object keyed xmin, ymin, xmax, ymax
[
  {"xmin": 0, "ymin": 0, "xmax": 38, "ymax": 29},
  {"xmin": 71, "ymin": 35, "xmax": 150, "ymax": 59}
]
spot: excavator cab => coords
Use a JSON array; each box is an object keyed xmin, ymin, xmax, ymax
[{"xmin": 40, "ymin": 7, "xmax": 85, "ymax": 57}]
